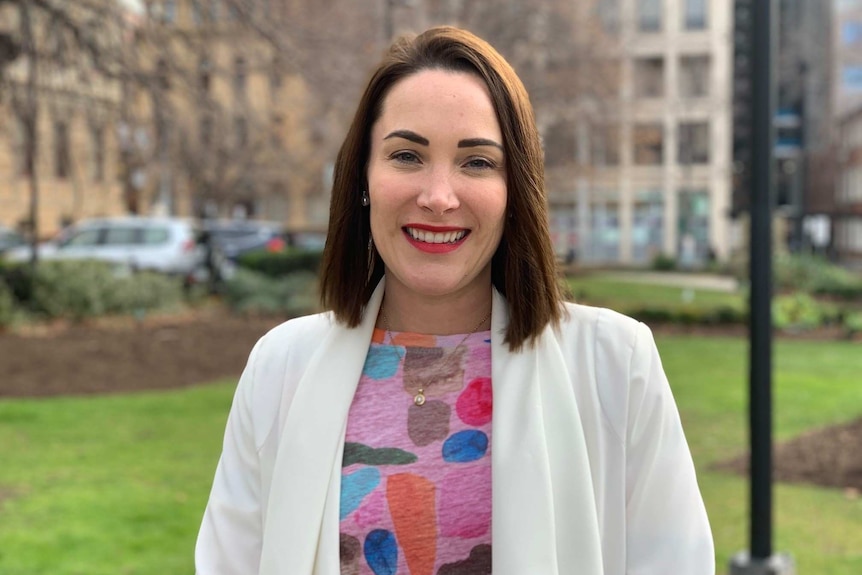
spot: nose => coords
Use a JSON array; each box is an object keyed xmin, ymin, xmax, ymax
[{"xmin": 417, "ymin": 168, "xmax": 460, "ymax": 215}]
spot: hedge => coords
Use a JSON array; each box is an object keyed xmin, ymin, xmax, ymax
[{"xmin": 236, "ymin": 249, "xmax": 323, "ymax": 278}]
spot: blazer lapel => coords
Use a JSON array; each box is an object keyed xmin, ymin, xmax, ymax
[
  {"xmin": 491, "ymin": 290, "xmax": 604, "ymax": 574},
  {"xmin": 259, "ymin": 282, "xmax": 385, "ymax": 575}
]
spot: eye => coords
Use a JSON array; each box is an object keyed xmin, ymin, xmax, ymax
[
  {"xmin": 464, "ymin": 157, "xmax": 495, "ymax": 170},
  {"xmin": 391, "ymin": 151, "xmax": 420, "ymax": 164}
]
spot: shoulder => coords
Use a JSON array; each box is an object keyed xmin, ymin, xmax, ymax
[
  {"xmin": 558, "ymin": 301, "xmax": 645, "ymax": 358},
  {"xmin": 231, "ymin": 311, "xmax": 339, "ymax": 449},
  {"xmin": 555, "ymin": 302, "xmax": 657, "ymax": 442},
  {"xmin": 252, "ymin": 311, "xmax": 336, "ymax": 360}
]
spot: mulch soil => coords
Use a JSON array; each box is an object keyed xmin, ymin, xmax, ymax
[
  {"xmin": 0, "ymin": 309, "xmax": 283, "ymax": 397},
  {"xmin": 0, "ymin": 310, "xmax": 859, "ymax": 493}
]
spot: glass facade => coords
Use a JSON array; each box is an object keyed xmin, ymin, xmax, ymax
[
  {"xmin": 584, "ymin": 194, "xmax": 621, "ymax": 263},
  {"xmin": 632, "ymin": 190, "xmax": 665, "ymax": 263},
  {"xmin": 677, "ymin": 189, "xmax": 711, "ymax": 266}
]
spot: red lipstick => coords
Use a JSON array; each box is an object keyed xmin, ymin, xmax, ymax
[{"xmin": 403, "ymin": 225, "xmax": 469, "ymax": 254}]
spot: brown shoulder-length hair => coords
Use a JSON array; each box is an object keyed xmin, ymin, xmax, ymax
[{"xmin": 319, "ymin": 26, "xmax": 563, "ymax": 351}]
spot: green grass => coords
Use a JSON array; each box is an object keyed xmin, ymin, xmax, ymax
[
  {"xmin": 0, "ymin": 337, "xmax": 860, "ymax": 574},
  {"xmin": 0, "ymin": 383, "xmax": 236, "ymax": 575},
  {"xmin": 568, "ymin": 274, "xmax": 743, "ymax": 311},
  {"xmin": 658, "ymin": 336, "xmax": 862, "ymax": 574}
]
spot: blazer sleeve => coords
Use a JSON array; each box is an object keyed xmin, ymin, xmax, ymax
[
  {"xmin": 195, "ymin": 338, "xmax": 265, "ymax": 575},
  {"xmin": 625, "ymin": 322, "xmax": 715, "ymax": 574}
]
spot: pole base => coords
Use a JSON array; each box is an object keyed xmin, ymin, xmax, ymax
[{"xmin": 729, "ymin": 552, "xmax": 796, "ymax": 575}]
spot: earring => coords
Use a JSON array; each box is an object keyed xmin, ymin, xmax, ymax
[
  {"xmin": 361, "ymin": 190, "xmax": 370, "ymax": 207},
  {"xmin": 367, "ymin": 236, "xmax": 376, "ymax": 279}
]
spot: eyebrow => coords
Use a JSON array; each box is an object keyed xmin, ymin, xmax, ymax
[
  {"xmin": 383, "ymin": 130, "xmax": 504, "ymax": 151},
  {"xmin": 458, "ymin": 138, "xmax": 504, "ymax": 151},
  {"xmin": 384, "ymin": 130, "xmax": 429, "ymax": 146}
]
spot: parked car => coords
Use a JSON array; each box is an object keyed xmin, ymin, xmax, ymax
[
  {"xmin": 0, "ymin": 225, "xmax": 26, "ymax": 256},
  {"xmin": 200, "ymin": 219, "xmax": 287, "ymax": 263},
  {"xmin": 3, "ymin": 216, "xmax": 204, "ymax": 277},
  {"xmin": 285, "ymin": 229, "xmax": 327, "ymax": 252}
]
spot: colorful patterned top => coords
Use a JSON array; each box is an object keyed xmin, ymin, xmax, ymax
[{"xmin": 339, "ymin": 327, "xmax": 493, "ymax": 575}]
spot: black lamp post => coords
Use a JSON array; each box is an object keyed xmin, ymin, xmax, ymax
[{"xmin": 730, "ymin": 1, "xmax": 795, "ymax": 572}]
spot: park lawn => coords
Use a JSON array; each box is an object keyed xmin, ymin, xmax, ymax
[
  {"xmin": 0, "ymin": 337, "xmax": 860, "ymax": 574},
  {"xmin": 567, "ymin": 273, "xmax": 744, "ymax": 312},
  {"xmin": 659, "ymin": 336, "xmax": 862, "ymax": 575},
  {"xmin": 0, "ymin": 383, "xmax": 236, "ymax": 575}
]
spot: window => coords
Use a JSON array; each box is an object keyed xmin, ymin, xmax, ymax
[
  {"xmin": 271, "ymin": 114, "xmax": 284, "ymax": 148},
  {"xmin": 199, "ymin": 58, "xmax": 211, "ymax": 94},
  {"xmin": 104, "ymin": 227, "xmax": 138, "ymax": 245},
  {"xmin": 210, "ymin": 0, "xmax": 222, "ymax": 22},
  {"xmin": 585, "ymin": 195, "xmax": 620, "ymax": 263},
  {"xmin": 634, "ymin": 57, "xmax": 664, "ymax": 98},
  {"xmin": 684, "ymin": 0, "xmax": 707, "ymax": 30},
  {"xmin": 235, "ymin": 116, "xmax": 248, "ymax": 148},
  {"xmin": 54, "ymin": 121, "xmax": 70, "ymax": 179},
  {"xmin": 156, "ymin": 58, "xmax": 170, "ymax": 91},
  {"xmin": 591, "ymin": 124, "xmax": 620, "ymax": 166},
  {"xmin": 596, "ymin": 0, "xmax": 620, "ymax": 35},
  {"xmin": 191, "ymin": 0, "xmax": 203, "ymax": 25},
  {"xmin": 233, "ymin": 56, "xmax": 247, "ymax": 98},
  {"xmin": 638, "ymin": 0, "xmax": 662, "ymax": 32},
  {"xmin": 679, "ymin": 55, "xmax": 710, "ymax": 98},
  {"xmin": 163, "ymin": 0, "xmax": 176, "ymax": 23},
  {"xmin": 90, "ymin": 124, "xmax": 105, "ymax": 182},
  {"xmin": 677, "ymin": 189, "xmax": 710, "ymax": 265},
  {"xmin": 633, "ymin": 190, "xmax": 664, "ymax": 263},
  {"xmin": 270, "ymin": 56, "xmax": 283, "ymax": 92},
  {"xmin": 200, "ymin": 115, "xmax": 213, "ymax": 147},
  {"xmin": 63, "ymin": 229, "xmax": 101, "ymax": 247},
  {"xmin": 633, "ymin": 123, "xmax": 664, "ymax": 165},
  {"xmin": 542, "ymin": 119, "xmax": 576, "ymax": 167},
  {"xmin": 678, "ymin": 122, "xmax": 710, "ymax": 164},
  {"xmin": 142, "ymin": 228, "xmax": 170, "ymax": 244}
]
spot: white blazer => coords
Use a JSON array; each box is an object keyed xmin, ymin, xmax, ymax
[{"xmin": 196, "ymin": 280, "xmax": 714, "ymax": 574}]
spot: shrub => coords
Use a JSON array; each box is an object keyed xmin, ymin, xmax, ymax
[
  {"xmin": 626, "ymin": 304, "xmax": 748, "ymax": 327},
  {"xmin": 772, "ymin": 292, "xmax": 824, "ymax": 331},
  {"xmin": 0, "ymin": 261, "xmax": 34, "ymax": 303},
  {"xmin": 104, "ymin": 272, "xmax": 184, "ymax": 314},
  {"xmin": 237, "ymin": 249, "xmax": 323, "ymax": 278},
  {"xmin": 774, "ymin": 254, "xmax": 862, "ymax": 297},
  {"xmin": 730, "ymin": 253, "xmax": 862, "ymax": 299},
  {"xmin": 844, "ymin": 312, "xmax": 862, "ymax": 336},
  {"xmin": 28, "ymin": 260, "xmax": 183, "ymax": 321},
  {"xmin": 0, "ymin": 280, "xmax": 14, "ymax": 328},
  {"xmin": 223, "ymin": 269, "xmax": 318, "ymax": 316},
  {"xmin": 651, "ymin": 253, "xmax": 677, "ymax": 271}
]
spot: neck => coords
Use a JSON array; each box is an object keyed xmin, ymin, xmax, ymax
[{"xmin": 378, "ymin": 284, "xmax": 493, "ymax": 335}]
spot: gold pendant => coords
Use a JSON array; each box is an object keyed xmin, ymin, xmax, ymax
[{"xmin": 414, "ymin": 388, "xmax": 426, "ymax": 406}]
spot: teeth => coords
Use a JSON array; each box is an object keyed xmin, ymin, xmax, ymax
[{"xmin": 407, "ymin": 228, "xmax": 466, "ymax": 244}]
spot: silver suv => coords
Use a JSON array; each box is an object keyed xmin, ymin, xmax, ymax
[{"xmin": 4, "ymin": 216, "xmax": 204, "ymax": 276}]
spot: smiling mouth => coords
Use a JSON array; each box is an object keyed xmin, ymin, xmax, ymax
[{"xmin": 404, "ymin": 227, "xmax": 468, "ymax": 244}]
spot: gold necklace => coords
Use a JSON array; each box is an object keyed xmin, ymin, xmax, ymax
[{"xmin": 379, "ymin": 307, "xmax": 491, "ymax": 406}]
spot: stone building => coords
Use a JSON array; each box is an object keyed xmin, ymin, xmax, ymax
[
  {"xmin": 127, "ymin": 0, "xmax": 325, "ymax": 230},
  {"xmin": 0, "ymin": 1, "xmax": 130, "ymax": 238},
  {"xmin": 547, "ymin": 0, "xmax": 733, "ymax": 266}
]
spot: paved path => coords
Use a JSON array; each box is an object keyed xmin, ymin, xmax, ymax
[{"xmin": 598, "ymin": 271, "xmax": 740, "ymax": 292}]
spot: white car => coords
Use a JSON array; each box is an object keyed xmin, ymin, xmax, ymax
[{"xmin": 4, "ymin": 217, "xmax": 205, "ymax": 276}]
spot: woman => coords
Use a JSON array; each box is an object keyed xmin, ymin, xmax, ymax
[{"xmin": 196, "ymin": 26, "xmax": 714, "ymax": 575}]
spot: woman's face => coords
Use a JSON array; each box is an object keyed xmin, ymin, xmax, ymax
[{"xmin": 366, "ymin": 69, "xmax": 507, "ymax": 305}]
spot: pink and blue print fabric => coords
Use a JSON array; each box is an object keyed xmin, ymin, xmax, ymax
[{"xmin": 339, "ymin": 328, "xmax": 493, "ymax": 575}]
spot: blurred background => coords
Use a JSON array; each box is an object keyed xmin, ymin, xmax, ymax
[
  {"xmin": 0, "ymin": 0, "xmax": 858, "ymax": 269},
  {"xmin": 0, "ymin": 1, "xmax": 860, "ymax": 574}
]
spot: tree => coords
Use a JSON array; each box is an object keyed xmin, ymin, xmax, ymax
[{"xmin": 0, "ymin": 0, "xmax": 130, "ymax": 264}]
